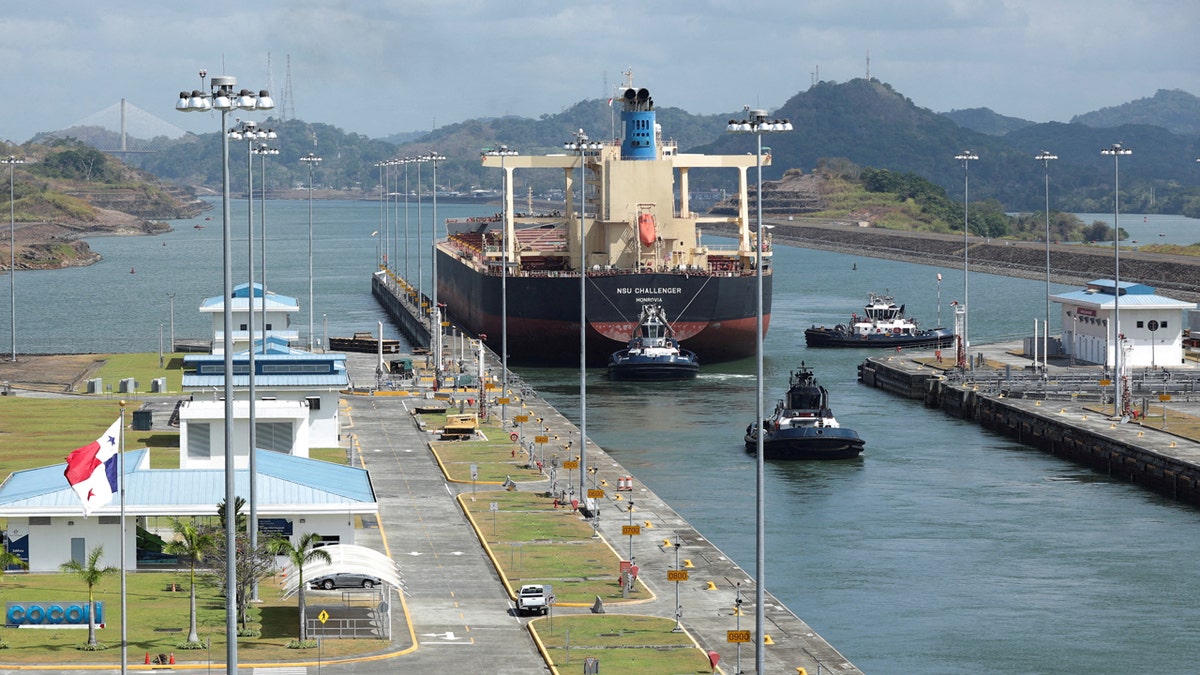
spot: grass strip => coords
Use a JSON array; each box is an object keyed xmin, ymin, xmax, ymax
[
  {"xmin": 530, "ymin": 614, "xmax": 713, "ymax": 675},
  {"xmin": 461, "ymin": 490, "xmax": 650, "ymax": 606},
  {"xmin": 0, "ymin": 574, "xmax": 382, "ymax": 664}
]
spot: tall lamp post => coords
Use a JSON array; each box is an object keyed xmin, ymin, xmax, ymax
[
  {"xmin": 166, "ymin": 292, "xmax": 176, "ymax": 353},
  {"xmin": 253, "ymin": 142, "xmax": 280, "ymax": 349},
  {"xmin": 414, "ymin": 155, "xmax": 429, "ymax": 315},
  {"xmin": 403, "ymin": 157, "xmax": 412, "ymax": 283},
  {"xmin": 300, "ymin": 152, "xmax": 322, "ymax": 351},
  {"xmin": 427, "ymin": 152, "xmax": 446, "ymax": 378},
  {"xmin": 954, "ymin": 150, "xmax": 978, "ymax": 369},
  {"xmin": 176, "ymin": 70, "xmax": 273, "ymax": 673},
  {"xmin": 1036, "ymin": 150, "xmax": 1057, "ymax": 372},
  {"xmin": 230, "ymin": 120, "xmax": 276, "ymax": 605},
  {"xmin": 4, "ymin": 155, "xmax": 25, "ymax": 362},
  {"xmin": 483, "ymin": 145, "xmax": 518, "ymax": 423},
  {"xmin": 1101, "ymin": 143, "xmax": 1132, "ymax": 419},
  {"xmin": 375, "ymin": 160, "xmax": 388, "ymax": 269},
  {"xmin": 564, "ymin": 129, "xmax": 602, "ymax": 499},
  {"xmin": 728, "ymin": 108, "xmax": 790, "ymax": 675}
]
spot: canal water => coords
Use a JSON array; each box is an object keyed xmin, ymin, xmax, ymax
[{"xmin": 7, "ymin": 198, "xmax": 1200, "ymax": 673}]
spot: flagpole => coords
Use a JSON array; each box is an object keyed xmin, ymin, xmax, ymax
[{"xmin": 118, "ymin": 401, "xmax": 127, "ymax": 675}]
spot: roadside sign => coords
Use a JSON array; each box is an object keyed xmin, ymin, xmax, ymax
[
  {"xmin": 587, "ymin": 489, "xmax": 605, "ymax": 499},
  {"xmin": 318, "ymin": 610, "xmax": 330, "ymax": 624},
  {"xmin": 667, "ymin": 569, "xmax": 689, "ymax": 582},
  {"xmin": 515, "ymin": 414, "xmax": 530, "ymax": 423},
  {"xmin": 621, "ymin": 525, "xmax": 641, "ymax": 536},
  {"xmin": 490, "ymin": 502, "xmax": 499, "ymax": 512},
  {"xmin": 471, "ymin": 464, "xmax": 478, "ymax": 480},
  {"xmin": 1099, "ymin": 379, "xmax": 1112, "ymax": 386},
  {"xmin": 485, "ymin": 382, "xmax": 498, "ymax": 390},
  {"xmin": 498, "ymin": 397, "xmax": 511, "ymax": 405},
  {"xmin": 1160, "ymin": 393, "xmax": 1172, "ymax": 401},
  {"xmin": 727, "ymin": 630, "xmax": 751, "ymax": 643},
  {"xmin": 535, "ymin": 435, "xmax": 549, "ymax": 444},
  {"xmin": 563, "ymin": 460, "xmax": 579, "ymax": 470}
]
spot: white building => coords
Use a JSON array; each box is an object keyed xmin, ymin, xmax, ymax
[
  {"xmin": 1053, "ymin": 279, "xmax": 1196, "ymax": 368},
  {"xmin": 201, "ymin": 282, "xmax": 299, "ymax": 353},
  {"xmin": 0, "ymin": 449, "xmax": 377, "ymax": 572},
  {"xmin": 181, "ymin": 337, "xmax": 349, "ymax": 456}
]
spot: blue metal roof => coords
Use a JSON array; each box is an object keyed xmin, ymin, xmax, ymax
[
  {"xmin": 200, "ymin": 283, "xmax": 299, "ymax": 311},
  {"xmin": 182, "ymin": 374, "xmax": 349, "ymax": 388},
  {"xmin": 182, "ymin": 349, "xmax": 349, "ymax": 389},
  {"xmin": 1052, "ymin": 289, "xmax": 1195, "ymax": 309},
  {"xmin": 0, "ymin": 450, "xmax": 375, "ymax": 516}
]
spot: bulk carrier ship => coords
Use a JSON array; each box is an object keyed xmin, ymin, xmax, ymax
[{"xmin": 437, "ymin": 81, "xmax": 773, "ymax": 365}]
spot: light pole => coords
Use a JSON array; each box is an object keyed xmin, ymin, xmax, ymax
[
  {"xmin": 728, "ymin": 108, "xmax": 790, "ymax": 675},
  {"xmin": 166, "ymin": 292, "xmax": 176, "ymax": 353},
  {"xmin": 253, "ymin": 142, "xmax": 279, "ymax": 350},
  {"xmin": 375, "ymin": 160, "xmax": 387, "ymax": 269},
  {"xmin": 1036, "ymin": 150, "xmax": 1057, "ymax": 372},
  {"xmin": 176, "ymin": 69, "xmax": 273, "ymax": 673},
  {"xmin": 1102, "ymin": 143, "xmax": 1132, "ymax": 419},
  {"xmin": 230, "ymin": 120, "xmax": 275, "ymax": 605},
  {"xmin": 564, "ymin": 129, "xmax": 602, "ymax": 499},
  {"xmin": 955, "ymin": 150, "xmax": 978, "ymax": 369},
  {"xmin": 300, "ymin": 152, "xmax": 322, "ymax": 351},
  {"xmin": 403, "ymin": 157, "xmax": 412, "ymax": 284},
  {"xmin": 483, "ymin": 145, "xmax": 518, "ymax": 424},
  {"xmin": 427, "ymin": 152, "xmax": 446, "ymax": 378},
  {"xmin": 4, "ymin": 155, "xmax": 25, "ymax": 362},
  {"xmin": 415, "ymin": 155, "xmax": 428, "ymax": 315}
]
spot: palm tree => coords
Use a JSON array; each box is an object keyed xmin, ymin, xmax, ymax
[
  {"xmin": 59, "ymin": 545, "xmax": 117, "ymax": 647},
  {"xmin": 163, "ymin": 518, "xmax": 215, "ymax": 644},
  {"xmin": 265, "ymin": 533, "xmax": 331, "ymax": 642},
  {"xmin": 0, "ymin": 549, "xmax": 28, "ymax": 577},
  {"xmin": 0, "ymin": 548, "xmax": 28, "ymax": 643}
]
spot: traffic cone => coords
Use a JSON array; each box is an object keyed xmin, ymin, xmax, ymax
[
  {"xmin": 145, "ymin": 652, "xmax": 150, "ymax": 664},
  {"xmin": 169, "ymin": 653, "xmax": 175, "ymax": 665}
]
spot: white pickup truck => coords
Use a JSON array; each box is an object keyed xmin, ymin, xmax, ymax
[{"xmin": 516, "ymin": 584, "xmax": 553, "ymax": 616}]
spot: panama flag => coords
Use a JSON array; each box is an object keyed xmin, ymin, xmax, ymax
[{"xmin": 63, "ymin": 419, "xmax": 122, "ymax": 516}]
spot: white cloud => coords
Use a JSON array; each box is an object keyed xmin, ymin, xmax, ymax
[{"xmin": 0, "ymin": 0, "xmax": 1194, "ymax": 142}]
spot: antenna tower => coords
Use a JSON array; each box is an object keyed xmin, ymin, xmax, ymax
[{"xmin": 278, "ymin": 55, "xmax": 296, "ymax": 121}]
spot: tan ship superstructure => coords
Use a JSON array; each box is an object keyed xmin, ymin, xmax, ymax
[{"xmin": 473, "ymin": 120, "xmax": 770, "ymax": 280}]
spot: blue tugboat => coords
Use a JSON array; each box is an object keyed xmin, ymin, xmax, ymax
[
  {"xmin": 607, "ymin": 305, "xmax": 700, "ymax": 381},
  {"xmin": 745, "ymin": 364, "xmax": 865, "ymax": 460}
]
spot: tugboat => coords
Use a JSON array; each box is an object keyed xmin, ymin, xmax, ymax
[
  {"xmin": 607, "ymin": 305, "xmax": 699, "ymax": 381},
  {"xmin": 744, "ymin": 364, "xmax": 865, "ymax": 460},
  {"xmin": 804, "ymin": 293, "xmax": 953, "ymax": 349}
]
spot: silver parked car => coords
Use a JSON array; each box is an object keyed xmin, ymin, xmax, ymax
[{"xmin": 308, "ymin": 572, "xmax": 382, "ymax": 590}]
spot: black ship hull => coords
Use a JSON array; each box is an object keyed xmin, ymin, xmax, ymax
[
  {"xmin": 744, "ymin": 425, "xmax": 865, "ymax": 460},
  {"xmin": 437, "ymin": 249, "xmax": 771, "ymax": 366}
]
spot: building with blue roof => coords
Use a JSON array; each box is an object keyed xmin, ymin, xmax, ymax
[
  {"xmin": 200, "ymin": 282, "xmax": 300, "ymax": 353},
  {"xmin": 180, "ymin": 336, "xmax": 349, "ymax": 462},
  {"xmin": 1051, "ymin": 279, "xmax": 1196, "ymax": 368},
  {"xmin": 0, "ymin": 449, "xmax": 377, "ymax": 572}
]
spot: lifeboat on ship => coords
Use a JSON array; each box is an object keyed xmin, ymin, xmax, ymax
[{"xmin": 638, "ymin": 213, "xmax": 656, "ymax": 247}]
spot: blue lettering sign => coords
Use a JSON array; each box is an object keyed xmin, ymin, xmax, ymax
[{"xmin": 6, "ymin": 602, "xmax": 102, "ymax": 627}]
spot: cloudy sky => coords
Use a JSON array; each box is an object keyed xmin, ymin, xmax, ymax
[{"xmin": 1, "ymin": 0, "xmax": 1195, "ymax": 143}]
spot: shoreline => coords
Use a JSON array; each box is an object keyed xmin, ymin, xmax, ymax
[{"xmin": 708, "ymin": 218, "xmax": 1200, "ymax": 303}]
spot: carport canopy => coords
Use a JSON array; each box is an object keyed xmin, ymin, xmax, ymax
[{"xmin": 278, "ymin": 544, "xmax": 403, "ymax": 598}]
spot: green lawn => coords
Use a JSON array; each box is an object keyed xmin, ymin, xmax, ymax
[
  {"xmin": 531, "ymin": 615, "xmax": 713, "ymax": 675},
  {"xmin": 461, "ymin": 490, "xmax": 649, "ymax": 606},
  {"xmin": 0, "ymin": 573, "xmax": 383, "ymax": 665},
  {"xmin": 0, "ymin": 398, "xmax": 155, "ymax": 474}
]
